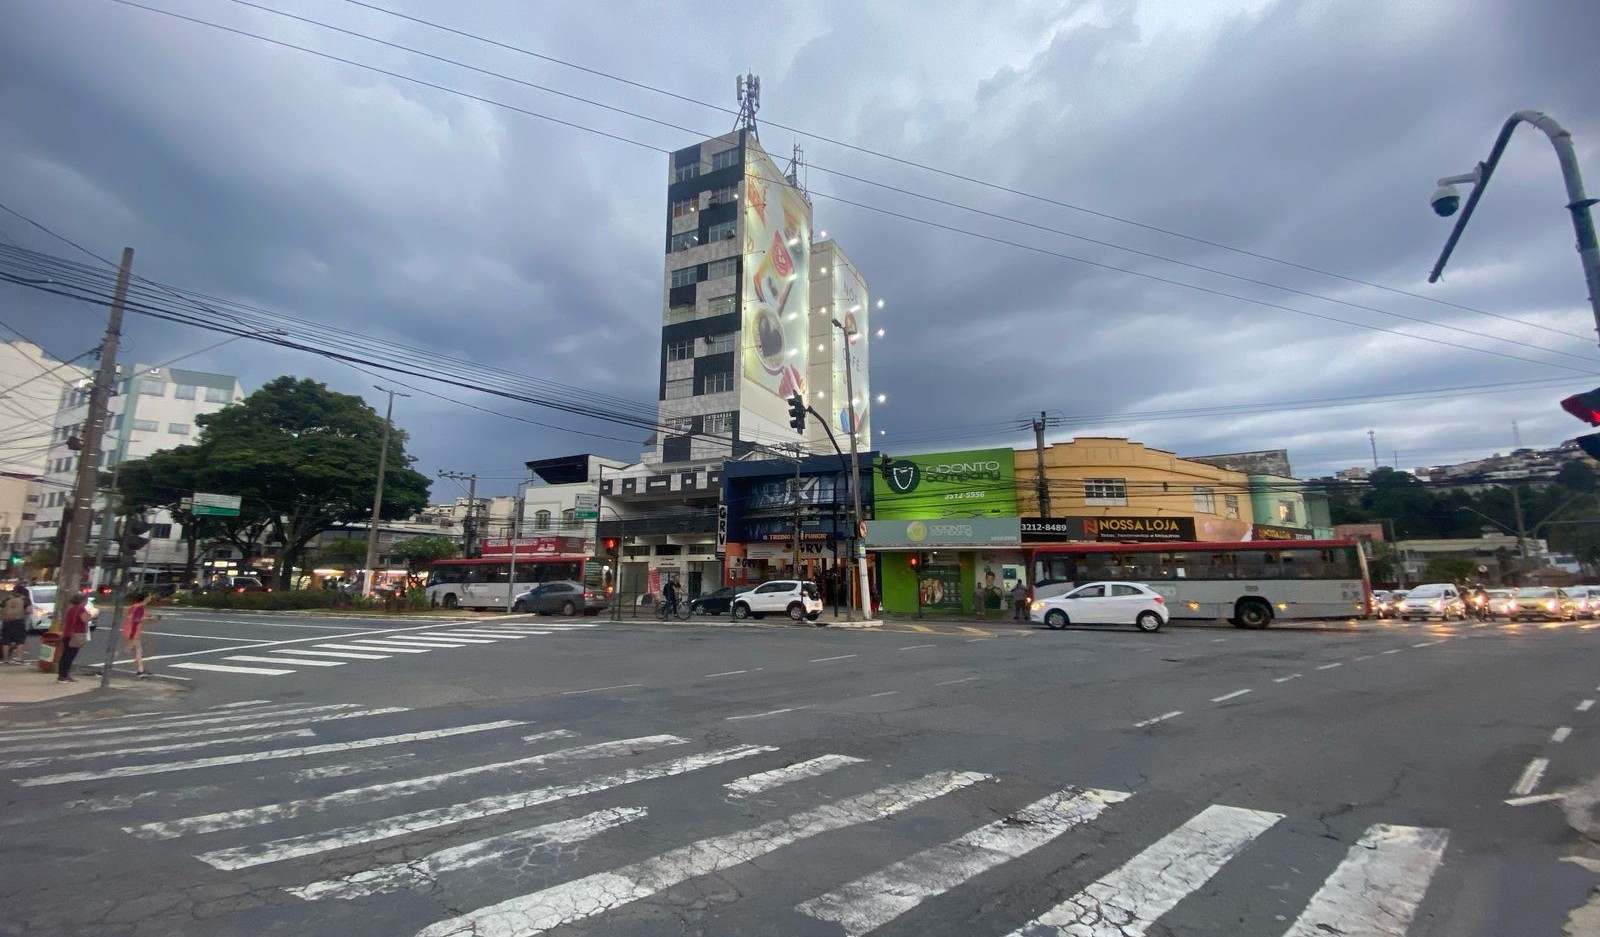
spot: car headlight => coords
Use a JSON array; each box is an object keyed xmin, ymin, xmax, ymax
[
  {"xmin": 1547, "ymin": 600, "xmax": 1558, "ymax": 610},
  {"xmin": 1030, "ymin": 600, "xmax": 1044, "ymax": 611}
]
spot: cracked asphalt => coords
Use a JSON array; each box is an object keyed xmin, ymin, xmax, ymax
[{"xmin": 2, "ymin": 613, "xmax": 1598, "ymax": 936}]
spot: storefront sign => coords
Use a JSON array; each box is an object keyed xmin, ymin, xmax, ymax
[
  {"xmin": 917, "ymin": 563, "xmax": 964, "ymax": 611},
  {"xmin": 480, "ymin": 536, "xmax": 587, "ymax": 556},
  {"xmin": 1083, "ymin": 516, "xmax": 1195, "ymax": 543},
  {"xmin": 874, "ymin": 448, "xmax": 1018, "ymax": 520},
  {"xmin": 865, "ymin": 516, "xmax": 1021, "ymax": 548},
  {"xmin": 1021, "ymin": 517, "xmax": 1084, "ymax": 542},
  {"xmin": 1251, "ymin": 524, "xmax": 1314, "ymax": 541}
]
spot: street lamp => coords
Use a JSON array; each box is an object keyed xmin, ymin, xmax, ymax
[
  {"xmin": 1428, "ymin": 110, "xmax": 1600, "ymax": 343},
  {"xmin": 831, "ymin": 316, "xmax": 872, "ymax": 620}
]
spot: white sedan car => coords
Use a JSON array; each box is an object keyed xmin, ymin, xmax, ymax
[{"xmin": 1031, "ymin": 581, "xmax": 1168, "ymax": 632}]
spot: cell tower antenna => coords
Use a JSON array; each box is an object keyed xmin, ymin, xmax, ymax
[
  {"xmin": 785, "ymin": 142, "xmax": 811, "ymax": 204},
  {"xmin": 735, "ymin": 73, "xmax": 760, "ymax": 137}
]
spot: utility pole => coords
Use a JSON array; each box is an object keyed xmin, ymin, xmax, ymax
[
  {"xmin": 791, "ymin": 452, "xmax": 804, "ymax": 577},
  {"xmin": 363, "ymin": 386, "xmax": 409, "ymax": 596},
  {"xmin": 55, "ymin": 247, "xmax": 132, "ymax": 614},
  {"xmin": 1032, "ymin": 411, "xmax": 1052, "ymax": 517},
  {"xmin": 1511, "ymin": 483, "xmax": 1530, "ymax": 559},
  {"xmin": 1367, "ymin": 430, "xmax": 1379, "ymax": 472},
  {"xmin": 832, "ymin": 318, "xmax": 871, "ymax": 619},
  {"xmin": 439, "ymin": 470, "xmax": 479, "ymax": 558}
]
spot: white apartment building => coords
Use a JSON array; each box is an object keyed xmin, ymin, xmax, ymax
[
  {"xmin": 30, "ymin": 364, "xmax": 244, "ymax": 579},
  {"xmin": 0, "ymin": 340, "xmax": 91, "ymax": 565}
]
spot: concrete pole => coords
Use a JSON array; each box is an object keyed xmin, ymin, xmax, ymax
[
  {"xmin": 835, "ymin": 319, "xmax": 871, "ymax": 619},
  {"xmin": 363, "ymin": 387, "xmax": 407, "ymax": 596}
]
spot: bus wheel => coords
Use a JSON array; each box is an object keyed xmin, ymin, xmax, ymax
[
  {"xmin": 1235, "ymin": 599, "xmax": 1272, "ymax": 629},
  {"xmin": 443, "ymin": 594, "xmax": 459, "ymax": 610}
]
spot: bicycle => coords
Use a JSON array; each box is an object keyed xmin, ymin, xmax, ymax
[{"xmin": 656, "ymin": 599, "xmax": 692, "ymax": 621}]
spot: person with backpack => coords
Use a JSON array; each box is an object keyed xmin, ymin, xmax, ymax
[{"xmin": 0, "ymin": 585, "xmax": 28, "ymax": 664}]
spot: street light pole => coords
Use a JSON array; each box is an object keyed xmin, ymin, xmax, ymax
[
  {"xmin": 832, "ymin": 317, "xmax": 872, "ymax": 620},
  {"xmin": 1429, "ymin": 110, "xmax": 1600, "ymax": 343},
  {"xmin": 363, "ymin": 386, "xmax": 409, "ymax": 596}
]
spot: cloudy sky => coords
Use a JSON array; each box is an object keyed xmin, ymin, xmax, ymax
[{"xmin": 3, "ymin": 0, "xmax": 1598, "ymax": 497}]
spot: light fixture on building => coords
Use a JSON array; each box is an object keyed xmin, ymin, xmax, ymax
[
  {"xmin": 876, "ymin": 328, "xmax": 885, "ymax": 338},
  {"xmin": 877, "ymin": 299, "xmax": 885, "ymax": 308},
  {"xmin": 876, "ymin": 393, "xmax": 886, "ymax": 403}
]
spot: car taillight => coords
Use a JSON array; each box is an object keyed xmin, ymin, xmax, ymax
[
  {"xmin": 1151, "ymin": 596, "xmax": 1164, "ymax": 604},
  {"xmin": 583, "ymin": 591, "xmax": 595, "ymax": 598}
]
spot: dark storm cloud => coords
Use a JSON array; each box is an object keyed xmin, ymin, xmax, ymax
[{"xmin": 2, "ymin": 0, "xmax": 1598, "ymax": 494}]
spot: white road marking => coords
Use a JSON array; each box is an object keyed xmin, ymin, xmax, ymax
[
  {"xmin": 0, "ymin": 728, "xmax": 317, "ymax": 769},
  {"xmin": 429, "ymin": 630, "xmax": 525, "ymax": 639},
  {"xmin": 1280, "ymin": 824, "xmax": 1449, "ymax": 937},
  {"xmin": 1381, "ymin": 648, "xmax": 1405, "ymax": 655},
  {"xmin": 1210, "ymin": 638, "xmax": 1227, "ymax": 643},
  {"xmin": 868, "ymin": 691, "xmax": 899, "ymax": 698},
  {"xmin": 725, "ymin": 754, "xmax": 865, "ymax": 796},
  {"xmin": 197, "ymin": 745, "xmax": 773, "ymax": 870},
  {"xmin": 899, "ymin": 644, "xmax": 936, "ymax": 650},
  {"xmin": 210, "ymin": 700, "xmax": 275, "ymax": 709},
  {"xmin": 705, "ymin": 669, "xmax": 753, "ymax": 677},
  {"xmin": 290, "ymin": 753, "xmax": 416, "ymax": 782},
  {"xmin": 1273, "ymin": 674, "xmax": 1303, "ymax": 683},
  {"xmin": 518, "ymin": 729, "xmax": 581, "ymax": 744},
  {"xmin": 1511, "ymin": 757, "xmax": 1550, "ymax": 796},
  {"xmin": 1413, "ymin": 641, "xmax": 1442, "ymax": 648},
  {"xmin": 143, "ymin": 632, "xmax": 275, "ymax": 643},
  {"xmin": 966, "ymin": 637, "xmax": 988, "ymax": 642},
  {"xmin": 1005, "ymin": 804, "xmax": 1282, "ymax": 937},
  {"xmin": 798, "ymin": 787, "xmax": 1131, "ymax": 936},
  {"xmin": 1316, "ymin": 662, "xmax": 1343, "ymax": 670},
  {"xmin": 1355, "ymin": 654, "xmax": 1375, "ymax": 661},
  {"xmin": 0, "ymin": 702, "xmax": 357, "ymax": 744},
  {"xmin": 170, "ymin": 662, "xmax": 296, "ymax": 676},
  {"xmin": 1133, "ymin": 711, "xmax": 1183, "ymax": 728},
  {"xmin": 811, "ymin": 654, "xmax": 858, "ymax": 662},
  {"xmin": 726, "ymin": 707, "xmax": 809, "ymax": 721},
  {"xmin": 0, "ymin": 707, "xmax": 407, "ymax": 754},
  {"xmin": 1210, "ymin": 689, "xmax": 1252, "ymax": 703},
  {"xmin": 1506, "ymin": 792, "xmax": 1566, "ymax": 806},
  {"xmin": 409, "ymin": 633, "xmax": 498, "ymax": 644},
  {"xmin": 937, "ymin": 676, "xmax": 980, "ymax": 685},
  {"xmin": 272, "ymin": 649, "xmax": 388, "ymax": 660},
  {"xmin": 1553, "ymin": 726, "xmax": 1573, "ymax": 743},
  {"xmin": 353, "ymin": 636, "xmax": 469, "ymax": 648},
  {"xmin": 288, "ymin": 807, "xmax": 646, "ymax": 901},
  {"xmin": 413, "ymin": 770, "xmax": 990, "ymax": 937},
  {"xmin": 1579, "ymin": 699, "xmax": 1596, "ymax": 712},
  {"xmin": 161, "ymin": 617, "xmax": 374, "ymax": 630},
  {"xmin": 326, "ymin": 642, "xmax": 429, "ymax": 654},
  {"xmin": 130, "ymin": 733, "xmax": 676, "ymax": 840},
  {"xmin": 560, "ymin": 683, "xmax": 642, "ymax": 695},
  {"xmin": 227, "ymin": 655, "xmax": 345, "ymax": 668},
  {"xmin": 18, "ymin": 720, "xmax": 526, "ymax": 787}
]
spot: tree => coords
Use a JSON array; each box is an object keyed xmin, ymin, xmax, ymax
[
  {"xmin": 390, "ymin": 534, "xmax": 460, "ymax": 573},
  {"xmin": 117, "ymin": 442, "xmax": 275, "ymax": 584},
  {"xmin": 316, "ymin": 538, "xmax": 369, "ymax": 567},
  {"xmin": 1366, "ymin": 543, "xmax": 1399, "ymax": 584},
  {"xmin": 24, "ymin": 544, "xmax": 58, "ymax": 575},
  {"xmin": 1423, "ymin": 554, "xmax": 1478, "ymax": 583}
]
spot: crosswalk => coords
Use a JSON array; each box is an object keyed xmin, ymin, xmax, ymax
[
  {"xmin": 1, "ymin": 700, "xmax": 1454, "ymax": 936},
  {"xmin": 163, "ymin": 620, "xmax": 602, "ymax": 678}
]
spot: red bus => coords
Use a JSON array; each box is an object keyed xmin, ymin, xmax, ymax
[{"xmin": 1031, "ymin": 539, "xmax": 1371, "ymax": 628}]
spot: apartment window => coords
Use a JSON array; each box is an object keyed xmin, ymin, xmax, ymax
[
  {"xmin": 664, "ymin": 416, "xmax": 693, "ymax": 434},
  {"xmin": 664, "ymin": 378, "xmax": 693, "ymax": 400},
  {"xmin": 710, "ymin": 148, "xmax": 739, "ymax": 170},
  {"xmin": 707, "ymin": 220, "xmax": 736, "ymax": 242},
  {"xmin": 1192, "ymin": 487, "xmax": 1215, "ymax": 514},
  {"xmin": 673, "ymin": 163, "xmax": 699, "ymax": 182},
  {"xmin": 1224, "ymin": 494, "xmax": 1240, "ymax": 520},
  {"xmin": 140, "ymin": 381, "xmax": 167, "ymax": 396},
  {"xmin": 706, "ymin": 294, "xmax": 736, "ymax": 317},
  {"xmin": 132, "ymin": 419, "xmax": 159, "ymax": 432},
  {"xmin": 671, "ymin": 198, "xmax": 695, "ymax": 218},
  {"xmin": 560, "ymin": 508, "xmax": 576, "ymax": 529},
  {"xmin": 670, "ymin": 266, "xmax": 698, "ymax": 288},
  {"xmin": 705, "ymin": 257, "xmax": 737, "ymax": 280},
  {"xmin": 175, "ymin": 383, "xmax": 197, "ymax": 400},
  {"xmin": 168, "ymin": 423, "xmax": 190, "ymax": 436},
  {"xmin": 533, "ymin": 510, "xmax": 551, "ymax": 531},
  {"xmin": 110, "ymin": 414, "xmax": 123, "ymax": 430},
  {"xmin": 701, "ymin": 371, "xmax": 734, "ymax": 394},
  {"xmin": 665, "ymin": 339, "xmax": 695, "ymax": 362},
  {"xmin": 204, "ymin": 387, "xmax": 231, "ymax": 403},
  {"xmin": 669, "ymin": 232, "xmax": 698, "ymax": 253},
  {"xmin": 149, "ymin": 523, "xmax": 173, "ymax": 540},
  {"xmin": 703, "ymin": 332, "xmax": 735, "ymax": 355},
  {"xmin": 1278, "ymin": 500, "xmax": 1298, "ymax": 524},
  {"xmin": 702, "ymin": 411, "xmax": 734, "ymax": 435},
  {"xmin": 713, "ymin": 185, "xmax": 738, "ymax": 204},
  {"xmin": 1084, "ymin": 478, "xmax": 1127, "ymax": 506},
  {"xmin": 667, "ymin": 304, "xmax": 695, "ymax": 323}
]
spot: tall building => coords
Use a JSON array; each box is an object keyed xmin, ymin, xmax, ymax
[
  {"xmin": 655, "ymin": 129, "xmax": 871, "ymax": 464},
  {"xmin": 0, "ymin": 341, "xmax": 91, "ymax": 565},
  {"xmin": 30, "ymin": 364, "xmax": 244, "ymax": 580}
]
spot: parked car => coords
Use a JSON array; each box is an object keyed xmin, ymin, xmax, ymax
[
  {"xmin": 689, "ymin": 586, "xmax": 741, "ymax": 616},
  {"xmin": 1396, "ymin": 583, "xmax": 1466, "ymax": 621},
  {"xmin": 22, "ymin": 584, "xmax": 99, "ymax": 635},
  {"xmin": 731, "ymin": 580, "xmax": 823, "ymax": 622},
  {"xmin": 1030, "ymin": 581, "xmax": 1168, "ymax": 633},
  {"xmin": 511, "ymin": 580, "xmax": 608, "ymax": 616},
  {"xmin": 1512, "ymin": 587, "xmax": 1579, "ymax": 622},
  {"xmin": 1486, "ymin": 589, "xmax": 1519, "ymax": 619}
]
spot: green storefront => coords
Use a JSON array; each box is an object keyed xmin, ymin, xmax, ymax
[{"xmin": 869, "ymin": 448, "xmax": 1025, "ymax": 616}]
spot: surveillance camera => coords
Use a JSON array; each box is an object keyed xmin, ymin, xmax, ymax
[{"xmin": 1431, "ymin": 184, "xmax": 1461, "ymax": 218}]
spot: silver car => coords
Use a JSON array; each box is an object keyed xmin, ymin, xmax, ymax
[
  {"xmin": 1395, "ymin": 583, "xmax": 1465, "ymax": 621},
  {"xmin": 22, "ymin": 584, "xmax": 99, "ymax": 635}
]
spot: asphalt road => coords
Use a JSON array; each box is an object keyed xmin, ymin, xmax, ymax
[{"xmin": 2, "ymin": 613, "xmax": 1598, "ymax": 936}]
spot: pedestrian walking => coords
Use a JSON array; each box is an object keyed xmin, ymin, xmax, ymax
[
  {"xmin": 56, "ymin": 593, "xmax": 90, "ymax": 683},
  {"xmin": 1012, "ymin": 581, "xmax": 1030, "ymax": 621},
  {"xmin": 972, "ymin": 581, "xmax": 987, "ymax": 620},
  {"xmin": 123, "ymin": 591, "xmax": 158, "ymax": 678},
  {"xmin": 1, "ymin": 585, "xmax": 28, "ymax": 664}
]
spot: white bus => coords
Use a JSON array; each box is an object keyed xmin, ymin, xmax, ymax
[
  {"xmin": 1031, "ymin": 539, "xmax": 1370, "ymax": 628},
  {"xmin": 423, "ymin": 556, "xmax": 607, "ymax": 611}
]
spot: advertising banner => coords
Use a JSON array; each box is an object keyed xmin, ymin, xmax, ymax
[
  {"xmin": 873, "ymin": 448, "xmax": 1018, "ymax": 520},
  {"xmin": 1250, "ymin": 524, "xmax": 1314, "ymax": 541},
  {"xmin": 742, "ymin": 146, "xmax": 811, "ymax": 404},
  {"xmin": 480, "ymin": 536, "xmax": 588, "ymax": 556},
  {"xmin": 865, "ymin": 517, "xmax": 1021, "ymax": 548},
  {"xmin": 830, "ymin": 258, "xmax": 870, "ymax": 439},
  {"xmin": 917, "ymin": 563, "xmax": 964, "ymax": 612},
  {"xmin": 1020, "ymin": 517, "xmax": 1085, "ymax": 542},
  {"xmin": 1080, "ymin": 516, "xmax": 1196, "ymax": 543}
]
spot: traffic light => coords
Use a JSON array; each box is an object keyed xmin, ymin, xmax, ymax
[
  {"xmin": 908, "ymin": 553, "xmax": 920, "ymax": 569},
  {"xmin": 879, "ymin": 453, "xmax": 894, "ymax": 478},
  {"xmin": 119, "ymin": 516, "xmax": 152, "ymax": 560},
  {"xmin": 603, "ymin": 537, "xmax": 619, "ymax": 557},
  {"xmin": 64, "ymin": 435, "xmax": 82, "ymax": 451},
  {"xmin": 1561, "ymin": 388, "xmax": 1600, "ymax": 460},
  {"xmin": 787, "ymin": 393, "xmax": 806, "ymax": 432}
]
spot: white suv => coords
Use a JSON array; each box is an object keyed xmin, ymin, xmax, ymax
[{"xmin": 732, "ymin": 580, "xmax": 823, "ymax": 622}]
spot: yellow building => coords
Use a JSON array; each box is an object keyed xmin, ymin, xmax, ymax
[{"xmin": 1015, "ymin": 437, "xmax": 1257, "ymax": 543}]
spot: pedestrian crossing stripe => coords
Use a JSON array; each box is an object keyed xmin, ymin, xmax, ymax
[
  {"xmin": 170, "ymin": 661, "xmax": 296, "ymax": 676},
  {"xmin": 1280, "ymin": 823, "xmax": 1448, "ymax": 937},
  {"xmin": 229, "ymin": 655, "xmax": 346, "ymax": 667},
  {"xmin": 330, "ymin": 642, "xmax": 430, "ymax": 653}
]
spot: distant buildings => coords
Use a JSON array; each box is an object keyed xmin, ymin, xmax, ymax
[{"xmin": 0, "ymin": 341, "xmax": 91, "ymax": 567}]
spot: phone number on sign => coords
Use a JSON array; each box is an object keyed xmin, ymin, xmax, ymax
[{"xmin": 943, "ymin": 491, "xmax": 988, "ymax": 500}]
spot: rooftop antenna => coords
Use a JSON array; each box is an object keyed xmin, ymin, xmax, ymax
[
  {"xmin": 785, "ymin": 142, "xmax": 811, "ymax": 205},
  {"xmin": 1512, "ymin": 420, "xmax": 1523, "ymax": 448},
  {"xmin": 735, "ymin": 73, "xmax": 760, "ymax": 137}
]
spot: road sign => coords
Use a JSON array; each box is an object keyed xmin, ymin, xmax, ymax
[
  {"xmin": 191, "ymin": 491, "xmax": 241, "ymax": 517},
  {"xmin": 574, "ymin": 493, "xmax": 599, "ymax": 521}
]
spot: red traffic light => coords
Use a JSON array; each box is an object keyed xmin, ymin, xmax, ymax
[
  {"xmin": 1561, "ymin": 389, "xmax": 1600, "ymax": 426},
  {"xmin": 603, "ymin": 538, "xmax": 619, "ymax": 552},
  {"xmin": 908, "ymin": 554, "xmax": 920, "ymax": 568}
]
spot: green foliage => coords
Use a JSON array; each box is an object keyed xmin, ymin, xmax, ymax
[
  {"xmin": 403, "ymin": 586, "xmax": 432, "ymax": 611},
  {"xmin": 391, "ymin": 534, "xmax": 460, "ymax": 571},
  {"xmin": 185, "ymin": 589, "xmax": 372, "ymax": 611},
  {"xmin": 1366, "ymin": 543, "xmax": 1398, "ymax": 582},
  {"xmin": 25, "ymin": 543, "xmax": 59, "ymax": 571},
  {"xmin": 1423, "ymin": 554, "xmax": 1479, "ymax": 583},
  {"xmin": 317, "ymin": 538, "xmax": 369, "ymax": 565}
]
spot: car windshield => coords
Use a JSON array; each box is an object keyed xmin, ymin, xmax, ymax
[
  {"xmin": 29, "ymin": 586, "xmax": 56, "ymax": 604},
  {"xmin": 1489, "ymin": 590, "xmax": 1513, "ymax": 597},
  {"xmin": 1517, "ymin": 588, "xmax": 1556, "ymax": 597},
  {"xmin": 1408, "ymin": 585, "xmax": 1447, "ymax": 597}
]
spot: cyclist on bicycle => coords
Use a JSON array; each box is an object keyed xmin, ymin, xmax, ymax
[{"xmin": 662, "ymin": 577, "xmax": 680, "ymax": 617}]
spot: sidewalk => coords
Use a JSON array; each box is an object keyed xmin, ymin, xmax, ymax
[{"xmin": 0, "ymin": 641, "xmax": 187, "ymax": 707}]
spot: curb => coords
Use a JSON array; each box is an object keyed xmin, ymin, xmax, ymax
[{"xmin": 160, "ymin": 608, "xmax": 501, "ymax": 621}]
